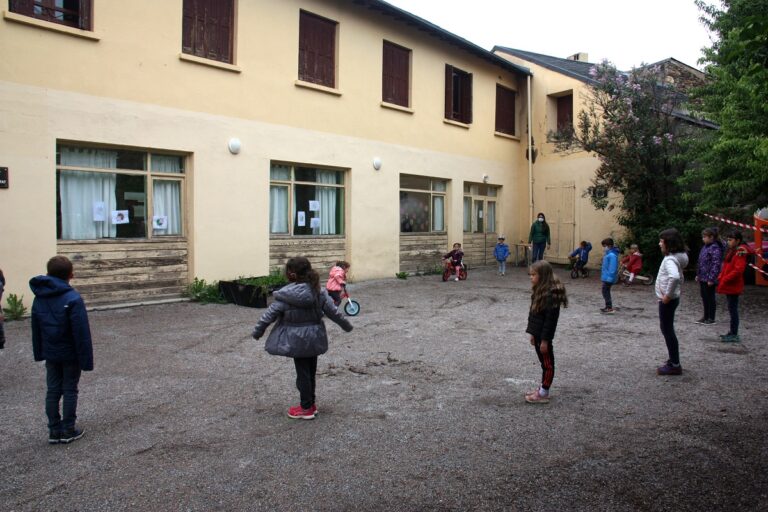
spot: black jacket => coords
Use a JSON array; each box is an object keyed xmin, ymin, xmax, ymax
[
  {"xmin": 29, "ymin": 275, "xmax": 94, "ymax": 371},
  {"xmin": 525, "ymin": 295, "xmax": 561, "ymax": 342}
]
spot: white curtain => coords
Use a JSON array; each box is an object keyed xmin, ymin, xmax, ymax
[
  {"xmin": 463, "ymin": 197, "xmax": 471, "ymax": 232},
  {"xmin": 153, "ymin": 180, "xmax": 182, "ymax": 235},
  {"xmin": 59, "ymin": 147, "xmax": 118, "ymax": 239},
  {"xmin": 432, "ymin": 196, "xmax": 445, "ymax": 231},
  {"xmin": 487, "ymin": 201, "xmax": 496, "ymax": 232},
  {"xmin": 151, "ymin": 154, "xmax": 183, "ymax": 173},
  {"xmin": 270, "ymin": 185, "xmax": 289, "ymax": 233},
  {"xmin": 316, "ymin": 171, "xmax": 338, "ymax": 235}
]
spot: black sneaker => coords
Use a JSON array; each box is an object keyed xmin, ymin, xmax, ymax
[
  {"xmin": 48, "ymin": 431, "xmax": 61, "ymax": 445},
  {"xmin": 60, "ymin": 428, "xmax": 84, "ymax": 444},
  {"xmin": 695, "ymin": 317, "xmax": 708, "ymax": 324}
]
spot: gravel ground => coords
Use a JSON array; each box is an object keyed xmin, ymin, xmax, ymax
[{"xmin": 1, "ymin": 265, "xmax": 767, "ymax": 511}]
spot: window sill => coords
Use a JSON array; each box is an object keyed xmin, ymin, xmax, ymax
[
  {"xmin": 294, "ymin": 80, "xmax": 342, "ymax": 96},
  {"xmin": 270, "ymin": 234, "xmax": 345, "ymax": 239},
  {"xmin": 381, "ymin": 101, "xmax": 414, "ymax": 114},
  {"xmin": 57, "ymin": 237, "xmax": 187, "ymax": 244},
  {"xmin": 443, "ymin": 119, "xmax": 470, "ymax": 129},
  {"xmin": 494, "ymin": 131, "xmax": 520, "ymax": 141},
  {"xmin": 179, "ymin": 53, "xmax": 241, "ymax": 73},
  {"xmin": 3, "ymin": 11, "xmax": 100, "ymax": 40}
]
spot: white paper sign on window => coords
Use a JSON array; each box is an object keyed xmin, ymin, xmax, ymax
[
  {"xmin": 111, "ymin": 210, "xmax": 130, "ymax": 224},
  {"xmin": 310, "ymin": 217, "xmax": 321, "ymax": 228},
  {"xmin": 479, "ymin": 211, "xmax": 484, "ymax": 218},
  {"xmin": 93, "ymin": 201, "xmax": 106, "ymax": 221},
  {"xmin": 297, "ymin": 211, "xmax": 306, "ymax": 227},
  {"xmin": 152, "ymin": 216, "xmax": 168, "ymax": 230},
  {"xmin": 309, "ymin": 200, "xmax": 320, "ymax": 212}
]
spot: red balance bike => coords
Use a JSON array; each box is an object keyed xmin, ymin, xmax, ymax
[{"xmin": 442, "ymin": 259, "xmax": 468, "ymax": 281}]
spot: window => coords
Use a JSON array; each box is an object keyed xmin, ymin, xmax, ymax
[
  {"xmin": 270, "ymin": 163, "xmax": 345, "ymax": 236},
  {"xmin": 298, "ymin": 10, "xmax": 337, "ymax": 88},
  {"xmin": 382, "ymin": 41, "xmax": 411, "ymax": 107},
  {"xmin": 445, "ymin": 64, "xmax": 472, "ymax": 124},
  {"xmin": 557, "ymin": 94, "xmax": 573, "ymax": 132},
  {"xmin": 182, "ymin": 0, "xmax": 235, "ymax": 64},
  {"xmin": 400, "ymin": 175, "xmax": 447, "ymax": 233},
  {"xmin": 463, "ymin": 183, "xmax": 499, "ymax": 233},
  {"xmin": 495, "ymin": 85, "xmax": 516, "ymax": 135},
  {"xmin": 9, "ymin": 0, "xmax": 92, "ymax": 30},
  {"xmin": 56, "ymin": 145, "xmax": 185, "ymax": 240}
]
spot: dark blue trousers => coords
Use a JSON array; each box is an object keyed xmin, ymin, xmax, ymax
[
  {"xmin": 45, "ymin": 361, "xmax": 82, "ymax": 432},
  {"xmin": 726, "ymin": 294, "xmax": 739, "ymax": 335},
  {"xmin": 659, "ymin": 298, "xmax": 680, "ymax": 365}
]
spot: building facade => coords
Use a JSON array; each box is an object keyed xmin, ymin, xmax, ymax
[{"xmin": 0, "ymin": 0, "xmax": 534, "ymax": 305}]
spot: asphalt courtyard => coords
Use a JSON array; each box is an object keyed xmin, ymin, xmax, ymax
[{"xmin": 1, "ymin": 265, "xmax": 767, "ymax": 511}]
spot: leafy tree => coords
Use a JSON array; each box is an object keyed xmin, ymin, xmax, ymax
[
  {"xmin": 684, "ymin": 0, "xmax": 768, "ymax": 221},
  {"xmin": 553, "ymin": 61, "xmax": 701, "ymax": 268}
]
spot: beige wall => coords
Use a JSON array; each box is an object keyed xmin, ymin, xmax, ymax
[
  {"xmin": 0, "ymin": 0, "xmax": 534, "ymax": 302},
  {"xmin": 495, "ymin": 51, "xmax": 622, "ymax": 264}
]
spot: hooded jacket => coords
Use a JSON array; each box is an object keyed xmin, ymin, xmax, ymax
[
  {"xmin": 717, "ymin": 244, "xmax": 749, "ymax": 295},
  {"xmin": 697, "ymin": 241, "xmax": 724, "ymax": 284},
  {"xmin": 252, "ymin": 282, "xmax": 353, "ymax": 358},
  {"xmin": 600, "ymin": 247, "xmax": 621, "ymax": 283},
  {"xmin": 493, "ymin": 242, "xmax": 510, "ymax": 261},
  {"xmin": 29, "ymin": 275, "xmax": 93, "ymax": 371},
  {"xmin": 569, "ymin": 242, "xmax": 593, "ymax": 264},
  {"xmin": 655, "ymin": 252, "xmax": 689, "ymax": 300},
  {"xmin": 326, "ymin": 266, "xmax": 347, "ymax": 292}
]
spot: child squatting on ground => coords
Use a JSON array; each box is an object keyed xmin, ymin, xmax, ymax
[
  {"xmin": 620, "ymin": 244, "xmax": 643, "ymax": 286},
  {"xmin": 600, "ymin": 238, "xmax": 620, "ymax": 313},
  {"xmin": 655, "ymin": 228, "xmax": 689, "ymax": 376},
  {"xmin": 29, "ymin": 255, "xmax": 94, "ymax": 444},
  {"xmin": 326, "ymin": 260, "xmax": 350, "ymax": 306},
  {"xmin": 494, "ymin": 236, "xmax": 510, "ymax": 276},
  {"xmin": 443, "ymin": 243, "xmax": 464, "ymax": 281},
  {"xmin": 717, "ymin": 230, "xmax": 749, "ymax": 343},
  {"xmin": 524, "ymin": 260, "xmax": 568, "ymax": 404},
  {"xmin": 252, "ymin": 257, "xmax": 353, "ymax": 420}
]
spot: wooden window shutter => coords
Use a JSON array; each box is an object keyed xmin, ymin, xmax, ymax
[
  {"xmin": 445, "ymin": 64, "xmax": 454, "ymax": 119},
  {"xmin": 495, "ymin": 85, "xmax": 516, "ymax": 134},
  {"xmin": 79, "ymin": 0, "xmax": 93, "ymax": 30},
  {"xmin": 299, "ymin": 11, "xmax": 336, "ymax": 87},
  {"xmin": 462, "ymin": 72, "xmax": 473, "ymax": 124},
  {"xmin": 9, "ymin": 0, "xmax": 35, "ymax": 16},
  {"xmin": 557, "ymin": 95, "xmax": 573, "ymax": 131},
  {"xmin": 383, "ymin": 42, "xmax": 409, "ymax": 107},
  {"xmin": 181, "ymin": 0, "xmax": 233, "ymax": 63},
  {"xmin": 182, "ymin": 0, "xmax": 195, "ymax": 54}
]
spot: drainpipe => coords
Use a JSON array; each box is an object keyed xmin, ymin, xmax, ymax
[{"xmin": 527, "ymin": 74, "xmax": 534, "ymax": 224}]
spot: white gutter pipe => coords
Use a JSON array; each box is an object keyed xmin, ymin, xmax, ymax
[{"xmin": 527, "ymin": 74, "xmax": 534, "ymax": 225}]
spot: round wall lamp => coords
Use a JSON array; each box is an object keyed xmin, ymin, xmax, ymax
[
  {"xmin": 228, "ymin": 138, "xmax": 242, "ymax": 154},
  {"xmin": 372, "ymin": 157, "xmax": 382, "ymax": 171},
  {"xmin": 482, "ymin": 174, "xmax": 490, "ymax": 183}
]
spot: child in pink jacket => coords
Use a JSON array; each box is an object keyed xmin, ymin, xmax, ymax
[{"xmin": 326, "ymin": 261, "xmax": 350, "ymax": 306}]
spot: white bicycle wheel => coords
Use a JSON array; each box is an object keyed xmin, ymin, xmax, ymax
[{"xmin": 344, "ymin": 299, "xmax": 360, "ymax": 316}]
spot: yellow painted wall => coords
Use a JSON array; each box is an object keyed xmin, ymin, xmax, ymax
[
  {"xmin": 495, "ymin": 50, "xmax": 623, "ymax": 264},
  {"xmin": 0, "ymin": 1, "xmax": 535, "ymax": 300}
]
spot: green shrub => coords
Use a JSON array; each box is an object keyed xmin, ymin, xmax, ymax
[
  {"xmin": 184, "ymin": 278, "xmax": 227, "ymax": 304},
  {"xmin": 395, "ymin": 271, "xmax": 408, "ymax": 280},
  {"xmin": 3, "ymin": 293, "xmax": 27, "ymax": 320}
]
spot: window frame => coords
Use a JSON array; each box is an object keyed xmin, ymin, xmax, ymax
[
  {"xmin": 556, "ymin": 94, "xmax": 574, "ymax": 133},
  {"xmin": 444, "ymin": 64, "xmax": 473, "ymax": 124},
  {"xmin": 463, "ymin": 183, "xmax": 499, "ymax": 233},
  {"xmin": 9, "ymin": 0, "xmax": 92, "ymax": 30},
  {"xmin": 269, "ymin": 163, "xmax": 346, "ymax": 237},
  {"xmin": 399, "ymin": 175, "xmax": 448, "ymax": 234},
  {"xmin": 55, "ymin": 144, "xmax": 186, "ymax": 241},
  {"xmin": 181, "ymin": 0, "xmax": 236, "ymax": 64},
  {"xmin": 298, "ymin": 10, "xmax": 338, "ymax": 88},
  {"xmin": 495, "ymin": 84, "xmax": 516, "ymax": 135},
  {"xmin": 382, "ymin": 40, "xmax": 411, "ymax": 108}
]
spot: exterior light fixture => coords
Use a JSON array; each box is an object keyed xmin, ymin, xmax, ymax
[
  {"xmin": 228, "ymin": 138, "xmax": 242, "ymax": 154},
  {"xmin": 372, "ymin": 157, "xmax": 382, "ymax": 170}
]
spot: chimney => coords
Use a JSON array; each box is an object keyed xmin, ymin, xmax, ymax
[{"xmin": 567, "ymin": 52, "xmax": 589, "ymax": 62}]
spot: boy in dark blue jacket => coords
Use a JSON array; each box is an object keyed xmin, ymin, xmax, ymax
[{"xmin": 30, "ymin": 256, "xmax": 93, "ymax": 444}]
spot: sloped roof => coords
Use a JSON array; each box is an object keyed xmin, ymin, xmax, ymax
[
  {"xmin": 351, "ymin": 1, "xmax": 531, "ymax": 77},
  {"xmin": 492, "ymin": 46, "xmax": 597, "ymax": 84}
]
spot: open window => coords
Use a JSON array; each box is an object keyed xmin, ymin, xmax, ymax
[{"xmin": 9, "ymin": 0, "xmax": 92, "ymax": 30}]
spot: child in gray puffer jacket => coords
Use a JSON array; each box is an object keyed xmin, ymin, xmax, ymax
[{"xmin": 252, "ymin": 256, "xmax": 352, "ymax": 420}]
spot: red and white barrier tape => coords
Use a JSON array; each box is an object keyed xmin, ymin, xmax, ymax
[
  {"xmin": 749, "ymin": 263, "xmax": 768, "ymax": 278},
  {"xmin": 703, "ymin": 213, "xmax": 768, "ymax": 234}
]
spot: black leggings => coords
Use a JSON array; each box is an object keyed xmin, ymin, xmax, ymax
[{"xmin": 293, "ymin": 357, "xmax": 318, "ymax": 409}]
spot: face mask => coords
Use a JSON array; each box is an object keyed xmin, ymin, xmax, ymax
[{"xmin": 537, "ymin": 217, "xmax": 544, "ymax": 222}]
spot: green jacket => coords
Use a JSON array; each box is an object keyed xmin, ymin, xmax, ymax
[{"xmin": 528, "ymin": 221, "xmax": 550, "ymax": 244}]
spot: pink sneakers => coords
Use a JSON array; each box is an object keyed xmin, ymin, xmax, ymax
[
  {"xmin": 525, "ymin": 390, "xmax": 550, "ymax": 404},
  {"xmin": 287, "ymin": 405, "xmax": 317, "ymax": 420}
]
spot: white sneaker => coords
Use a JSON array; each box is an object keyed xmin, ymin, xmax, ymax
[{"xmin": 454, "ymin": 277, "xmax": 459, "ymax": 281}]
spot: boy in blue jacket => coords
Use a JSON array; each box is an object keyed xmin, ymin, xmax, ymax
[
  {"xmin": 30, "ymin": 256, "xmax": 93, "ymax": 444},
  {"xmin": 600, "ymin": 238, "xmax": 620, "ymax": 313},
  {"xmin": 493, "ymin": 235, "xmax": 510, "ymax": 276},
  {"xmin": 569, "ymin": 241, "xmax": 592, "ymax": 275}
]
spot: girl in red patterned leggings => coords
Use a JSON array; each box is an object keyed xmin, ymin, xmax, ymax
[{"xmin": 525, "ymin": 260, "xmax": 568, "ymax": 404}]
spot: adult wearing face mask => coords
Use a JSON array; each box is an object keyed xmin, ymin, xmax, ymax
[{"xmin": 528, "ymin": 212, "xmax": 551, "ymax": 263}]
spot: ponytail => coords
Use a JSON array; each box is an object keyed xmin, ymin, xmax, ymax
[{"xmin": 285, "ymin": 257, "xmax": 320, "ymax": 295}]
